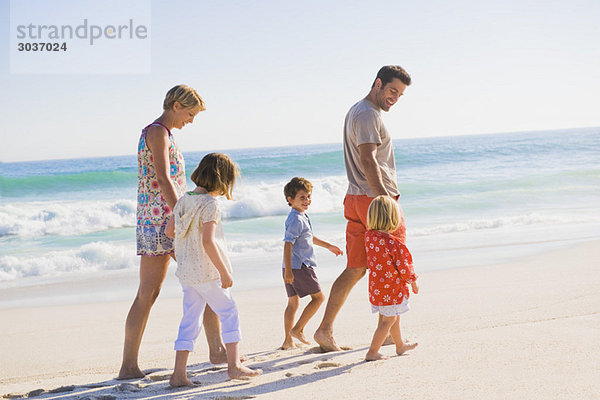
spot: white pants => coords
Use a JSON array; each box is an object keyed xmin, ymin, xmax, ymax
[{"xmin": 174, "ymin": 280, "xmax": 241, "ymax": 352}]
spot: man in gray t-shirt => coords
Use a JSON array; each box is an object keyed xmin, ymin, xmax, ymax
[{"xmin": 314, "ymin": 65, "xmax": 412, "ymax": 352}]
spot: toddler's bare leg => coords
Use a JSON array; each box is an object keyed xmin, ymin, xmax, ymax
[
  {"xmin": 389, "ymin": 316, "xmax": 418, "ymax": 355},
  {"xmin": 365, "ymin": 314, "xmax": 396, "ymax": 361}
]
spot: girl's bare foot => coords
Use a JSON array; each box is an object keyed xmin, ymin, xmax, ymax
[
  {"xmin": 365, "ymin": 351, "xmax": 389, "ymax": 361},
  {"xmin": 396, "ymin": 341, "xmax": 418, "ymax": 355},
  {"xmin": 290, "ymin": 328, "xmax": 311, "ymax": 345},
  {"xmin": 281, "ymin": 338, "xmax": 295, "ymax": 350},
  {"xmin": 169, "ymin": 374, "xmax": 195, "ymax": 387},
  {"xmin": 228, "ymin": 365, "xmax": 262, "ymax": 380},
  {"xmin": 117, "ymin": 366, "xmax": 145, "ymax": 380}
]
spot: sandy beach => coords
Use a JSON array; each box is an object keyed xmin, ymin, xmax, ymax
[{"xmin": 1, "ymin": 240, "xmax": 599, "ymax": 399}]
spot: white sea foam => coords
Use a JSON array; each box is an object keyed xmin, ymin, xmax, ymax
[
  {"xmin": 0, "ymin": 241, "xmax": 137, "ymax": 281},
  {"xmin": 409, "ymin": 213, "xmax": 600, "ymax": 236},
  {"xmin": 222, "ymin": 176, "xmax": 348, "ymax": 219},
  {"xmin": 0, "ymin": 200, "xmax": 136, "ymax": 237}
]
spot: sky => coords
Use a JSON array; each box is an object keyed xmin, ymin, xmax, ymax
[{"xmin": 1, "ymin": 0, "xmax": 599, "ymax": 162}]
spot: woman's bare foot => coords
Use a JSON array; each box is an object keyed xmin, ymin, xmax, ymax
[
  {"xmin": 313, "ymin": 329, "xmax": 341, "ymax": 352},
  {"xmin": 365, "ymin": 351, "xmax": 389, "ymax": 361},
  {"xmin": 396, "ymin": 341, "xmax": 418, "ymax": 355},
  {"xmin": 382, "ymin": 334, "xmax": 395, "ymax": 346},
  {"xmin": 281, "ymin": 338, "xmax": 295, "ymax": 350},
  {"xmin": 169, "ymin": 374, "xmax": 195, "ymax": 387},
  {"xmin": 290, "ymin": 328, "xmax": 311, "ymax": 345},
  {"xmin": 117, "ymin": 366, "xmax": 145, "ymax": 380},
  {"xmin": 209, "ymin": 349, "xmax": 228, "ymax": 364},
  {"xmin": 210, "ymin": 350, "xmax": 248, "ymax": 364},
  {"xmin": 228, "ymin": 365, "xmax": 262, "ymax": 380}
]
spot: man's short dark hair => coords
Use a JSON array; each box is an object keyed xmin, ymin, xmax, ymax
[{"xmin": 372, "ymin": 65, "xmax": 411, "ymax": 88}]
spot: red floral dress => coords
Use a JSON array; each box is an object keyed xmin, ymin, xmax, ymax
[
  {"xmin": 136, "ymin": 122, "xmax": 186, "ymax": 256},
  {"xmin": 365, "ymin": 230, "xmax": 416, "ymax": 307}
]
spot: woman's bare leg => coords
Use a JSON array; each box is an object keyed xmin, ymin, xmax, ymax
[{"xmin": 118, "ymin": 254, "xmax": 170, "ymax": 379}]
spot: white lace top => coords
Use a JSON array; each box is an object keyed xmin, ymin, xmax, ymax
[{"xmin": 173, "ymin": 192, "xmax": 232, "ymax": 285}]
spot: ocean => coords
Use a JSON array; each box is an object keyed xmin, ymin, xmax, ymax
[{"xmin": 1, "ymin": 128, "xmax": 599, "ymax": 306}]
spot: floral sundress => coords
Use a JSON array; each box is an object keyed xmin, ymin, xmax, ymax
[
  {"xmin": 365, "ymin": 230, "xmax": 416, "ymax": 309},
  {"xmin": 136, "ymin": 122, "xmax": 186, "ymax": 256}
]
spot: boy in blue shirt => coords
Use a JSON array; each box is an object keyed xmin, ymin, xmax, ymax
[{"xmin": 281, "ymin": 177, "xmax": 343, "ymax": 349}]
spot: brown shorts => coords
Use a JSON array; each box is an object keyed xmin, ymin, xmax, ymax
[
  {"xmin": 344, "ymin": 194, "xmax": 406, "ymax": 268},
  {"xmin": 283, "ymin": 265, "xmax": 321, "ymax": 298}
]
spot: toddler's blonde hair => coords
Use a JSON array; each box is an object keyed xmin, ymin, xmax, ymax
[
  {"xmin": 367, "ymin": 195, "xmax": 400, "ymax": 232},
  {"xmin": 191, "ymin": 153, "xmax": 239, "ymax": 200},
  {"xmin": 163, "ymin": 84, "xmax": 206, "ymax": 111}
]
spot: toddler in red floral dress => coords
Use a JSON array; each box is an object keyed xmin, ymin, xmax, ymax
[{"xmin": 364, "ymin": 195, "xmax": 419, "ymax": 361}]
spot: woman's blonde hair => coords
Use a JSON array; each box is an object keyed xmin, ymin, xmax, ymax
[
  {"xmin": 163, "ymin": 84, "xmax": 206, "ymax": 111},
  {"xmin": 191, "ymin": 153, "xmax": 239, "ymax": 200},
  {"xmin": 367, "ymin": 195, "xmax": 400, "ymax": 232}
]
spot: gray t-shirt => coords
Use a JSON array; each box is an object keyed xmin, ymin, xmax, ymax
[{"xmin": 343, "ymin": 98, "xmax": 400, "ymax": 197}]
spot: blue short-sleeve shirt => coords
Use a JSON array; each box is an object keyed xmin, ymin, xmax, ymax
[{"xmin": 283, "ymin": 209, "xmax": 317, "ymax": 269}]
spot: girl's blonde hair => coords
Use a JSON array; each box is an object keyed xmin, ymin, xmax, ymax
[
  {"xmin": 367, "ymin": 195, "xmax": 400, "ymax": 232},
  {"xmin": 163, "ymin": 84, "xmax": 206, "ymax": 111},
  {"xmin": 191, "ymin": 153, "xmax": 239, "ymax": 200}
]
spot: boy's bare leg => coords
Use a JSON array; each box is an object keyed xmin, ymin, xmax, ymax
[
  {"xmin": 291, "ymin": 291, "xmax": 324, "ymax": 345},
  {"xmin": 389, "ymin": 315, "xmax": 418, "ymax": 355},
  {"xmin": 204, "ymin": 306, "xmax": 227, "ymax": 363},
  {"xmin": 314, "ymin": 267, "xmax": 366, "ymax": 352},
  {"xmin": 282, "ymin": 296, "xmax": 299, "ymax": 349},
  {"xmin": 118, "ymin": 255, "xmax": 169, "ymax": 380},
  {"xmin": 169, "ymin": 350, "xmax": 194, "ymax": 387},
  {"xmin": 226, "ymin": 342, "xmax": 262, "ymax": 380},
  {"xmin": 365, "ymin": 314, "xmax": 395, "ymax": 361}
]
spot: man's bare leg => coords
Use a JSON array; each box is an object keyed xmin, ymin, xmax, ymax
[{"xmin": 314, "ymin": 267, "xmax": 366, "ymax": 352}]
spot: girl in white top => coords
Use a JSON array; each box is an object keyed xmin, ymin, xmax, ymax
[{"xmin": 168, "ymin": 153, "xmax": 262, "ymax": 386}]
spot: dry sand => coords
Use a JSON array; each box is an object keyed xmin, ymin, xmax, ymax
[{"xmin": 1, "ymin": 240, "xmax": 599, "ymax": 399}]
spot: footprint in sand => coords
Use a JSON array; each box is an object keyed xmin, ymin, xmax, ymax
[
  {"xmin": 114, "ymin": 382, "xmax": 145, "ymax": 392},
  {"xmin": 315, "ymin": 362, "xmax": 342, "ymax": 369},
  {"xmin": 147, "ymin": 373, "xmax": 172, "ymax": 382}
]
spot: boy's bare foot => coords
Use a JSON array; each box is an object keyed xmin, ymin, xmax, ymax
[
  {"xmin": 313, "ymin": 329, "xmax": 341, "ymax": 352},
  {"xmin": 117, "ymin": 366, "xmax": 145, "ymax": 380},
  {"xmin": 396, "ymin": 341, "xmax": 418, "ymax": 355},
  {"xmin": 290, "ymin": 329, "xmax": 311, "ymax": 345},
  {"xmin": 365, "ymin": 351, "xmax": 388, "ymax": 361},
  {"xmin": 169, "ymin": 374, "xmax": 195, "ymax": 387},
  {"xmin": 281, "ymin": 338, "xmax": 295, "ymax": 350},
  {"xmin": 228, "ymin": 365, "xmax": 262, "ymax": 380}
]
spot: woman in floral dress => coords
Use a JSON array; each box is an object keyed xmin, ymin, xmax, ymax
[{"xmin": 118, "ymin": 85, "xmax": 218, "ymax": 379}]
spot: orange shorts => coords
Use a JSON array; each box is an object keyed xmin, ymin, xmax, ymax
[{"xmin": 344, "ymin": 194, "xmax": 406, "ymax": 268}]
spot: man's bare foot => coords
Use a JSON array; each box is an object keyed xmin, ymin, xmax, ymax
[
  {"xmin": 117, "ymin": 366, "xmax": 145, "ymax": 380},
  {"xmin": 313, "ymin": 329, "xmax": 341, "ymax": 352},
  {"xmin": 365, "ymin": 351, "xmax": 388, "ymax": 361},
  {"xmin": 382, "ymin": 334, "xmax": 395, "ymax": 346},
  {"xmin": 281, "ymin": 338, "xmax": 295, "ymax": 350},
  {"xmin": 396, "ymin": 341, "xmax": 418, "ymax": 355},
  {"xmin": 290, "ymin": 329, "xmax": 311, "ymax": 345},
  {"xmin": 169, "ymin": 374, "xmax": 195, "ymax": 387},
  {"xmin": 228, "ymin": 365, "xmax": 262, "ymax": 380}
]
